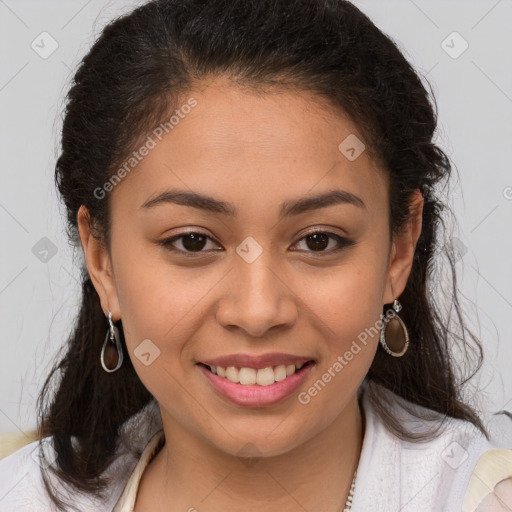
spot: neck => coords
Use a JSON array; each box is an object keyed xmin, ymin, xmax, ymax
[{"xmin": 136, "ymin": 394, "xmax": 365, "ymax": 512}]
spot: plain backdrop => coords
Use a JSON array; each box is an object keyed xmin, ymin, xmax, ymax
[{"xmin": 0, "ymin": 0, "xmax": 511, "ymax": 435}]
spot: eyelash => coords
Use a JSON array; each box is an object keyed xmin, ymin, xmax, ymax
[{"xmin": 158, "ymin": 229, "xmax": 356, "ymax": 257}]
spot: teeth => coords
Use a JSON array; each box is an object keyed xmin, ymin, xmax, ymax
[
  {"xmin": 205, "ymin": 362, "xmax": 310, "ymax": 386},
  {"xmin": 226, "ymin": 366, "xmax": 239, "ymax": 383}
]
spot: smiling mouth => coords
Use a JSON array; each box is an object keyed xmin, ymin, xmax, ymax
[{"xmin": 197, "ymin": 360, "xmax": 315, "ymax": 386}]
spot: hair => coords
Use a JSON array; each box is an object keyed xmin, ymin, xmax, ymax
[{"xmin": 36, "ymin": 0, "xmax": 488, "ymax": 509}]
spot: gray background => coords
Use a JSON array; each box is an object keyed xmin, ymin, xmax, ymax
[{"xmin": 1, "ymin": 0, "xmax": 511, "ymax": 435}]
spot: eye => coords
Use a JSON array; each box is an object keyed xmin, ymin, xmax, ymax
[
  {"xmin": 158, "ymin": 229, "xmax": 355, "ymax": 257},
  {"xmin": 158, "ymin": 231, "xmax": 220, "ymax": 256},
  {"xmin": 291, "ymin": 229, "xmax": 356, "ymax": 254}
]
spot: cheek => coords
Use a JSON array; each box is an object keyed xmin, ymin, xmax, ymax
[
  {"xmin": 295, "ymin": 263, "xmax": 383, "ymax": 417},
  {"xmin": 299, "ymin": 248, "xmax": 386, "ymax": 385},
  {"xmin": 112, "ymin": 238, "xmax": 222, "ymax": 360},
  {"xmin": 306, "ymin": 251, "xmax": 386, "ymax": 333}
]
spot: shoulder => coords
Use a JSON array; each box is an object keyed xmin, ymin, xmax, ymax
[
  {"xmin": 0, "ymin": 401, "xmax": 163, "ymax": 511},
  {"xmin": 0, "ymin": 438, "xmax": 57, "ymax": 511},
  {"xmin": 0, "ymin": 435, "xmax": 139, "ymax": 512},
  {"xmin": 357, "ymin": 383, "xmax": 509, "ymax": 511},
  {"xmin": 363, "ymin": 382, "xmax": 491, "ymax": 450}
]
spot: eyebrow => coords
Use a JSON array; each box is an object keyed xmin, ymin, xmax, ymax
[{"xmin": 141, "ymin": 188, "xmax": 366, "ymax": 219}]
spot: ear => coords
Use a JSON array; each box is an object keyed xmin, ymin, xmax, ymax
[
  {"xmin": 77, "ymin": 205, "xmax": 121, "ymax": 321},
  {"xmin": 383, "ymin": 189, "xmax": 424, "ymax": 304}
]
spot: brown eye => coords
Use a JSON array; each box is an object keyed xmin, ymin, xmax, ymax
[
  {"xmin": 305, "ymin": 232, "xmax": 330, "ymax": 251},
  {"xmin": 292, "ymin": 230, "xmax": 356, "ymax": 254},
  {"xmin": 179, "ymin": 232, "xmax": 208, "ymax": 251},
  {"xmin": 159, "ymin": 231, "xmax": 219, "ymax": 254}
]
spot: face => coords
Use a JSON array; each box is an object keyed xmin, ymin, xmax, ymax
[{"xmin": 79, "ymin": 76, "xmax": 422, "ymax": 458}]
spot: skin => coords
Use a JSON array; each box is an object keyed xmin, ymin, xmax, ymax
[{"xmin": 78, "ymin": 76, "xmax": 423, "ymax": 511}]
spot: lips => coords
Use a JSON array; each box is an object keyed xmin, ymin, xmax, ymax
[
  {"xmin": 198, "ymin": 352, "xmax": 316, "ymax": 370},
  {"xmin": 197, "ymin": 358, "xmax": 316, "ymax": 406}
]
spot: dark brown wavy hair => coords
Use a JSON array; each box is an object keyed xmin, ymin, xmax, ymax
[{"xmin": 36, "ymin": 0, "xmax": 488, "ymax": 509}]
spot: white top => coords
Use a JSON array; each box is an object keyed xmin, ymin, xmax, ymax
[{"xmin": 1, "ymin": 382, "xmax": 511, "ymax": 512}]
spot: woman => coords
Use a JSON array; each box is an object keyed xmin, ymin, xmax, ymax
[{"xmin": 0, "ymin": 0, "xmax": 511, "ymax": 511}]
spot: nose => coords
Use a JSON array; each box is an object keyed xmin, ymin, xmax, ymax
[{"xmin": 215, "ymin": 248, "xmax": 298, "ymax": 338}]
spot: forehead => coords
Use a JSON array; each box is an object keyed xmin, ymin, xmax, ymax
[{"xmin": 111, "ymin": 78, "xmax": 388, "ymax": 219}]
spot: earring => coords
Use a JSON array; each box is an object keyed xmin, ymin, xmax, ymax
[
  {"xmin": 100, "ymin": 311, "xmax": 124, "ymax": 373},
  {"xmin": 379, "ymin": 299, "xmax": 409, "ymax": 357}
]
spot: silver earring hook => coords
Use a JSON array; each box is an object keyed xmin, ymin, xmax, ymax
[{"xmin": 108, "ymin": 311, "xmax": 115, "ymax": 340}]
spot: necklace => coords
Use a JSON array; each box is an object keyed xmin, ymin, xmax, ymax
[{"xmin": 342, "ymin": 470, "xmax": 357, "ymax": 512}]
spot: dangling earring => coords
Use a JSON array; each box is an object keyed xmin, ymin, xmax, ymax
[
  {"xmin": 100, "ymin": 311, "xmax": 124, "ymax": 373},
  {"xmin": 379, "ymin": 298, "xmax": 409, "ymax": 357}
]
